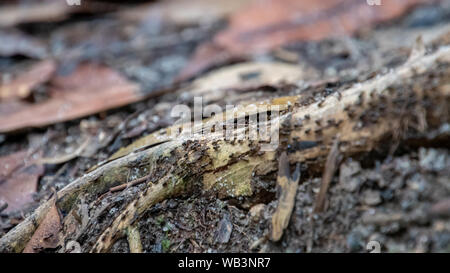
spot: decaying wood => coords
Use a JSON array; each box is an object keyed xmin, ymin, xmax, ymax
[
  {"xmin": 0, "ymin": 45, "xmax": 449, "ymax": 253},
  {"xmin": 109, "ymin": 174, "xmax": 152, "ymax": 193},
  {"xmin": 313, "ymin": 138, "xmax": 340, "ymax": 213},
  {"xmin": 270, "ymin": 152, "xmax": 300, "ymax": 241},
  {"xmin": 126, "ymin": 225, "xmax": 143, "ymax": 253}
]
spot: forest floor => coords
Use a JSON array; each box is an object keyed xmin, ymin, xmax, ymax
[{"xmin": 0, "ymin": 0, "xmax": 449, "ymax": 253}]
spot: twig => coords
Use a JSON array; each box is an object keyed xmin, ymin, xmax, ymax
[
  {"xmin": 109, "ymin": 174, "xmax": 151, "ymax": 193},
  {"xmin": 189, "ymin": 238, "xmax": 202, "ymax": 252},
  {"xmin": 314, "ymin": 137, "xmax": 340, "ymax": 213},
  {"xmin": 250, "ymin": 236, "xmax": 267, "ymax": 251}
]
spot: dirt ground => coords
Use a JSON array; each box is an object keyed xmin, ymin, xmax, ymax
[
  {"xmin": 107, "ymin": 148, "xmax": 449, "ymax": 253},
  {"xmin": 0, "ymin": 1, "xmax": 449, "ymax": 253}
]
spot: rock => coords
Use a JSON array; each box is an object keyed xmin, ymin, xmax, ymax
[
  {"xmin": 339, "ymin": 160, "xmax": 362, "ymax": 192},
  {"xmin": 406, "ymin": 174, "xmax": 428, "ymax": 193},
  {"xmin": 346, "ymin": 231, "xmax": 364, "ymax": 252},
  {"xmin": 380, "ymin": 222, "xmax": 401, "ymax": 235},
  {"xmin": 429, "ymin": 199, "xmax": 450, "ymax": 218},
  {"xmin": 362, "ymin": 190, "xmax": 382, "ymax": 206},
  {"xmin": 432, "ymin": 232, "xmax": 450, "ymax": 249},
  {"xmin": 419, "ymin": 148, "xmax": 449, "ymax": 172},
  {"xmin": 249, "ymin": 203, "xmax": 265, "ymax": 221},
  {"xmin": 153, "ymin": 242, "xmax": 162, "ymax": 253},
  {"xmin": 167, "ymin": 199, "xmax": 178, "ymax": 209},
  {"xmin": 380, "ymin": 189, "xmax": 394, "ymax": 201},
  {"xmin": 215, "ymin": 214, "xmax": 233, "ymax": 244},
  {"xmin": 393, "ymin": 156, "xmax": 414, "ymax": 176},
  {"xmin": 391, "ymin": 176, "xmax": 405, "ymax": 190}
]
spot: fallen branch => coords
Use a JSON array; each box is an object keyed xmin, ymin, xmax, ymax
[{"xmin": 0, "ymin": 45, "xmax": 449, "ymax": 253}]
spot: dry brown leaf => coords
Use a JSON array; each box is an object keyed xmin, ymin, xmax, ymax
[
  {"xmin": 0, "ymin": 151, "xmax": 44, "ymax": 213},
  {"xmin": 215, "ymin": 0, "xmax": 434, "ymax": 54},
  {"xmin": 0, "ymin": 63, "xmax": 141, "ymax": 133},
  {"xmin": 0, "ymin": 151, "xmax": 28, "ymax": 178},
  {"xmin": 179, "ymin": 0, "xmax": 434, "ymax": 80},
  {"xmin": 0, "ymin": 60, "xmax": 56, "ymax": 101},
  {"xmin": 23, "ymin": 201, "xmax": 61, "ymax": 253}
]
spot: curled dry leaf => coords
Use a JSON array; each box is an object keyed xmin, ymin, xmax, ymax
[
  {"xmin": 0, "ymin": 151, "xmax": 44, "ymax": 213},
  {"xmin": 0, "ymin": 63, "xmax": 141, "ymax": 133},
  {"xmin": 23, "ymin": 201, "xmax": 61, "ymax": 253},
  {"xmin": 0, "ymin": 60, "xmax": 56, "ymax": 101},
  {"xmin": 179, "ymin": 0, "xmax": 435, "ymax": 80}
]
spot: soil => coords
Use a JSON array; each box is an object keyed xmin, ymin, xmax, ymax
[
  {"xmin": 106, "ymin": 148, "xmax": 449, "ymax": 253},
  {"xmin": 0, "ymin": 1, "xmax": 449, "ymax": 252}
]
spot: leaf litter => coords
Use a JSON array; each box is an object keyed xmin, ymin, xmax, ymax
[{"xmin": 0, "ymin": 0, "xmax": 449, "ymax": 253}]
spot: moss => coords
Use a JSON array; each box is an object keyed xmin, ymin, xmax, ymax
[
  {"xmin": 156, "ymin": 215, "xmax": 165, "ymax": 226},
  {"xmin": 161, "ymin": 237, "xmax": 171, "ymax": 252},
  {"xmin": 203, "ymin": 160, "xmax": 256, "ymax": 197}
]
